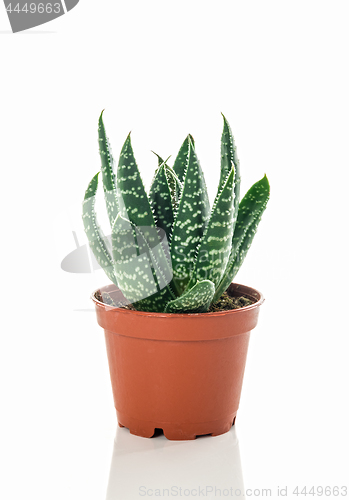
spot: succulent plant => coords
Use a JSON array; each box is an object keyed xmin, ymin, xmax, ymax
[{"xmin": 82, "ymin": 112, "xmax": 270, "ymax": 313}]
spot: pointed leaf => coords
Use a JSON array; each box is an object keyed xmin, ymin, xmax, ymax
[
  {"xmin": 187, "ymin": 166, "xmax": 235, "ymax": 290},
  {"xmin": 165, "ymin": 280, "xmax": 215, "ymax": 314},
  {"xmin": 148, "ymin": 163, "xmax": 174, "ymax": 243},
  {"xmin": 165, "ymin": 165, "xmax": 182, "ymax": 212},
  {"xmin": 172, "ymin": 135, "xmax": 193, "ymax": 185},
  {"xmin": 98, "ymin": 111, "xmax": 119, "ymax": 228},
  {"xmin": 170, "ymin": 139, "xmax": 211, "ymax": 294},
  {"xmin": 213, "ymin": 175, "xmax": 270, "ymax": 301},
  {"xmin": 116, "ymin": 134, "xmax": 156, "ymax": 229},
  {"xmin": 116, "ymin": 135, "xmax": 167, "ymax": 264},
  {"xmin": 112, "ymin": 215, "xmax": 158, "ymax": 303},
  {"xmin": 151, "ymin": 152, "xmax": 183, "ymax": 213},
  {"xmin": 115, "ymin": 134, "xmax": 177, "ymax": 309},
  {"xmin": 112, "ymin": 215, "xmax": 176, "ymax": 311},
  {"xmin": 82, "ymin": 172, "xmax": 117, "ymax": 285},
  {"xmin": 219, "ymin": 114, "xmax": 241, "ymax": 226}
]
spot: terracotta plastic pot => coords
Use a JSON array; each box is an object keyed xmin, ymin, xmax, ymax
[{"xmin": 92, "ymin": 282, "xmax": 264, "ymax": 441}]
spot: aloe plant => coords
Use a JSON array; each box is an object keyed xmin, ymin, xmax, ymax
[{"xmin": 82, "ymin": 111, "xmax": 270, "ymax": 313}]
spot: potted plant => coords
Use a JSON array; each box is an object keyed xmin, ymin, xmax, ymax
[{"xmin": 82, "ymin": 111, "xmax": 270, "ymax": 440}]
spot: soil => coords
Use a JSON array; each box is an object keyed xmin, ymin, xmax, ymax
[
  {"xmin": 94, "ymin": 289, "xmax": 254, "ymax": 312},
  {"xmin": 208, "ymin": 291, "xmax": 253, "ymax": 312},
  {"xmin": 94, "ymin": 290, "xmax": 127, "ymax": 308}
]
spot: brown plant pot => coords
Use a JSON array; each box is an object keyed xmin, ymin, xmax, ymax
[{"xmin": 91, "ymin": 282, "xmax": 264, "ymax": 441}]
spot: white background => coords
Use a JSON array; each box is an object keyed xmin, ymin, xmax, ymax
[{"xmin": 1, "ymin": 1, "xmax": 348, "ymax": 499}]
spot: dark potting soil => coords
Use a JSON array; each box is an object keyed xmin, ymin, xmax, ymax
[
  {"xmin": 94, "ymin": 290, "xmax": 254, "ymax": 312},
  {"xmin": 208, "ymin": 292, "xmax": 253, "ymax": 312}
]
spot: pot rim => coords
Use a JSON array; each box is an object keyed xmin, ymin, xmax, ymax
[{"xmin": 91, "ymin": 282, "xmax": 265, "ymax": 318}]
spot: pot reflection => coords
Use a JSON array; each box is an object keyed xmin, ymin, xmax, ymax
[{"xmin": 106, "ymin": 425, "xmax": 244, "ymax": 499}]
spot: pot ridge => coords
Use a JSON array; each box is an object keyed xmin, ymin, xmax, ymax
[{"xmin": 91, "ymin": 282, "xmax": 264, "ymax": 341}]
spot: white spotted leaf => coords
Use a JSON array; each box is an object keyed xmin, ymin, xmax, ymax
[
  {"xmin": 98, "ymin": 111, "xmax": 119, "ymax": 229},
  {"xmin": 82, "ymin": 172, "xmax": 117, "ymax": 285},
  {"xmin": 112, "ymin": 214, "xmax": 176, "ymax": 311},
  {"xmin": 165, "ymin": 280, "xmax": 215, "ymax": 314},
  {"xmin": 116, "ymin": 133, "xmax": 155, "ymax": 229},
  {"xmin": 219, "ymin": 113, "xmax": 241, "ymax": 225},
  {"xmin": 213, "ymin": 175, "xmax": 270, "ymax": 302},
  {"xmin": 187, "ymin": 166, "xmax": 235, "ymax": 290},
  {"xmin": 173, "ymin": 135, "xmax": 194, "ymax": 185},
  {"xmin": 170, "ymin": 138, "xmax": 210, "ymax": 295},
  {"xmin": 149, "ymin": 160, "xmax": 174, "ymax": 244}
]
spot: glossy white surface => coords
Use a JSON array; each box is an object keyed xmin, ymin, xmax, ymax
[{"xmin": 106, "ymin": 426, "xmax": 244, "ymax": 499}]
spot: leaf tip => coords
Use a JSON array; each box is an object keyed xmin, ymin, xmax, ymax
[
  {"xmin": 84, "ymin": 172, "xmax": 100, "ymax": 200},
  {"xmin": 263, "ymin": 174, "xmax": 270, "ymax": 191},
  {"xmin": 187, "ymin": 134, "xmax": 195, "ymax": 149}
]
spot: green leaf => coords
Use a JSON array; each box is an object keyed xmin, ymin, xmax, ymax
[
  {"xmin": 98, "ymin": 111, "xmax": 119, "ymax": 228},
  {"xmin": 160, "ymin": 155, "xmax": 183, "ymax": 212},
  {"xmin": 116, "ymin": 135, "xmax": 169, "ymax": 266},
  {"xmin": 82, "ymin": 172, "xmax": 117, "ymax": 285},
  {"xmin": 149, "ymin": 152, "xmax": 182, "ymax": 237},
  {"xmin": 219, "ymin": 113, "xmax": 241, "ymax": 227},
  {"xmin": 148, "ymin": 161, "xmax": 174, "ymax": 244},
  {"xmin": 112, "ymin": 214, "xmax": 176, "ymax": 311},
  {"xmin": 164, "ymin": 165, "xmax": 182, "ymax": 213},
  {"xmin": 115, "ymin": 134, "xmax": 179, "ymax": 311},
  {"xmin": 165, "ymin": 280, "xmax": 215, "ymax": 314},
  {"xmin": 213, "ymin": 175, "xmax": 270, "ymax": 301},
  {"xmin": 116, "ymin": 133, "xmax": 155, "ymax": 229},
  {"xmin": 112, "ymin": 215, "xmax": 157, "ymax": 303},
  {"xmin": 170, "ymin": 138, "xmax": 211, "ymax": 294},
  {"xmin": 172, "ymin": 135, "xmax": 194, "ymax": 185},
  {"xmin": 187, "ymin": 166, "xmax": 235, "ymax": 290},
  {"xmin": 133, "ymin": 286, "xmax": 176, "ymax": 312}
]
